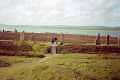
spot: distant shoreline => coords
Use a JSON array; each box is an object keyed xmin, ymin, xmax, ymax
[{"xmin": 0, "ymin": 28, "xmax": 119, "ymax": 37}]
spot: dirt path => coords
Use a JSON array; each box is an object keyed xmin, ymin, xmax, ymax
[
  {"xmin": 0, "ymin": 54, "xmax": 60, "ymax": 71},
  {"xmin": 39, "ymin": 54, "xmax": 59, "ymax": 63}
]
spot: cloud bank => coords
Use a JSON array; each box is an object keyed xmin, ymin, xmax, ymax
[{"xmin": 0, "ymin": 0, "xmax": 120, "ymax": 26}]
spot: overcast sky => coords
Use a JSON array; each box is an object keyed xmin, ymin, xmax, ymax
[{"xmin": 0, "ymin": 0, "xmax": 120, "ymax": 26}]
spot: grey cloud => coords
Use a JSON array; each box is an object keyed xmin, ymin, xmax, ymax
[{"xmin": 0, "ymin": 0, "xmax": 119, "ymax": 26}]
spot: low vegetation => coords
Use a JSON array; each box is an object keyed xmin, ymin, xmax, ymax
[
  {"xmin": 32, "ymin": 43, "xmax": 48, "ymax": 55},
  {"xmin": 0, "ymin": 40, "xmax": 50, "ymax": 57},
  {"xmin": 0, "ymin": 54, "xmax": 120, "ymax": 80}
]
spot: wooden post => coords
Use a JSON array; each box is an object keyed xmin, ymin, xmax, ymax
[{"xmin": 96, "ymin": 33, "xmax": 101, "ymax": 45}]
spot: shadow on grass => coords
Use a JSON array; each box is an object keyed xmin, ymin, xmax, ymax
[{"xmin": 0, "ymin": 60, "xmax": 11, "ymax": 67}]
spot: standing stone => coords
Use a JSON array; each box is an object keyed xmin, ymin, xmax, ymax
[
  {"xmin": 15, "ymin": 29, "xmax": 18, "ymax": 41},
  {"xmin": 118, "ymin": 35, "xmax": 120, "ymax": 47},
  {"xmin": 51, "ymin": 42, "xmax": 57, "ymax": 54},
  {"xmin": 96, "ymin": 33, "xmax": 101, "ymax": 45},
  {"xmin": 51, "ymin": 37, "xmax": 57, "ymax": 54},
  {"xmin": 2, "ymin": 28, "xmax": 5, "ymax": 32},
  {"xmin": 14, "ymin": 28, "xmax": 17, "ymax": 33},
  {"xmin": 60, "ymin": 33, "xmax": 64, "ymax": 45},
  {"xmin": 31, "ymin": 32, "xmax": 33, "ymax": 41},
  {"xmin": 107, "ymin": 34, "xmax": 110, "ymax": 45},
  {"xmin": 47, "ymin": 33, "xmax": 50, "ymax": 42},
  {"xmin": 20, "ymin": 31, "xmax": 24, "ymax": 41}
]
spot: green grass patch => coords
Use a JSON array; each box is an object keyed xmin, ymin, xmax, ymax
[
  {"xmin": 0, "ymin": 56, "xmax": 40, "ymax": 65},
  {"xmin": 0, "ymin": 54, "xmax": 120, "ymax": 80},
  {"xmin": 32, "ymin": 43, "xmax": 49, "ymax": 55}
]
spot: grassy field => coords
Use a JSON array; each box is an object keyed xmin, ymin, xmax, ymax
[{"xmin": 0, "ymin": 54, "xmax": 120, "ymax": 80}]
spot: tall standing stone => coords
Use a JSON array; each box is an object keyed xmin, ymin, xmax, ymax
[
  {"xmin": 118, "ymin": 35, "xmax": 120, "ymax": 47},
  {"xmin": 107, "ymin": 34, "xmax": 110, "ymax": 45},
  {"xmin": 96, "ymin": 33, "xmax": 101, "ymax": 45},
  {"xmin": 15, "ymin": 29, "xmax": 18, "ymax": 41},
  {"xmin": 20, "ymin": 31, "xmax": 24, "ymax": 41},
  {"xmin": 51, "ymin": 42, "xmax": 57, "ymax": 54},
  {"xmin": 51, "ymin": 37, "xmax": 57, "ymax": 54},
  {"xmin": 31, "ymin": 32, "xmax": 33, "ymax": 41},
  {"xmin": 60, "ymin": 33, "xmax": 64, "ymax": 45}
]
